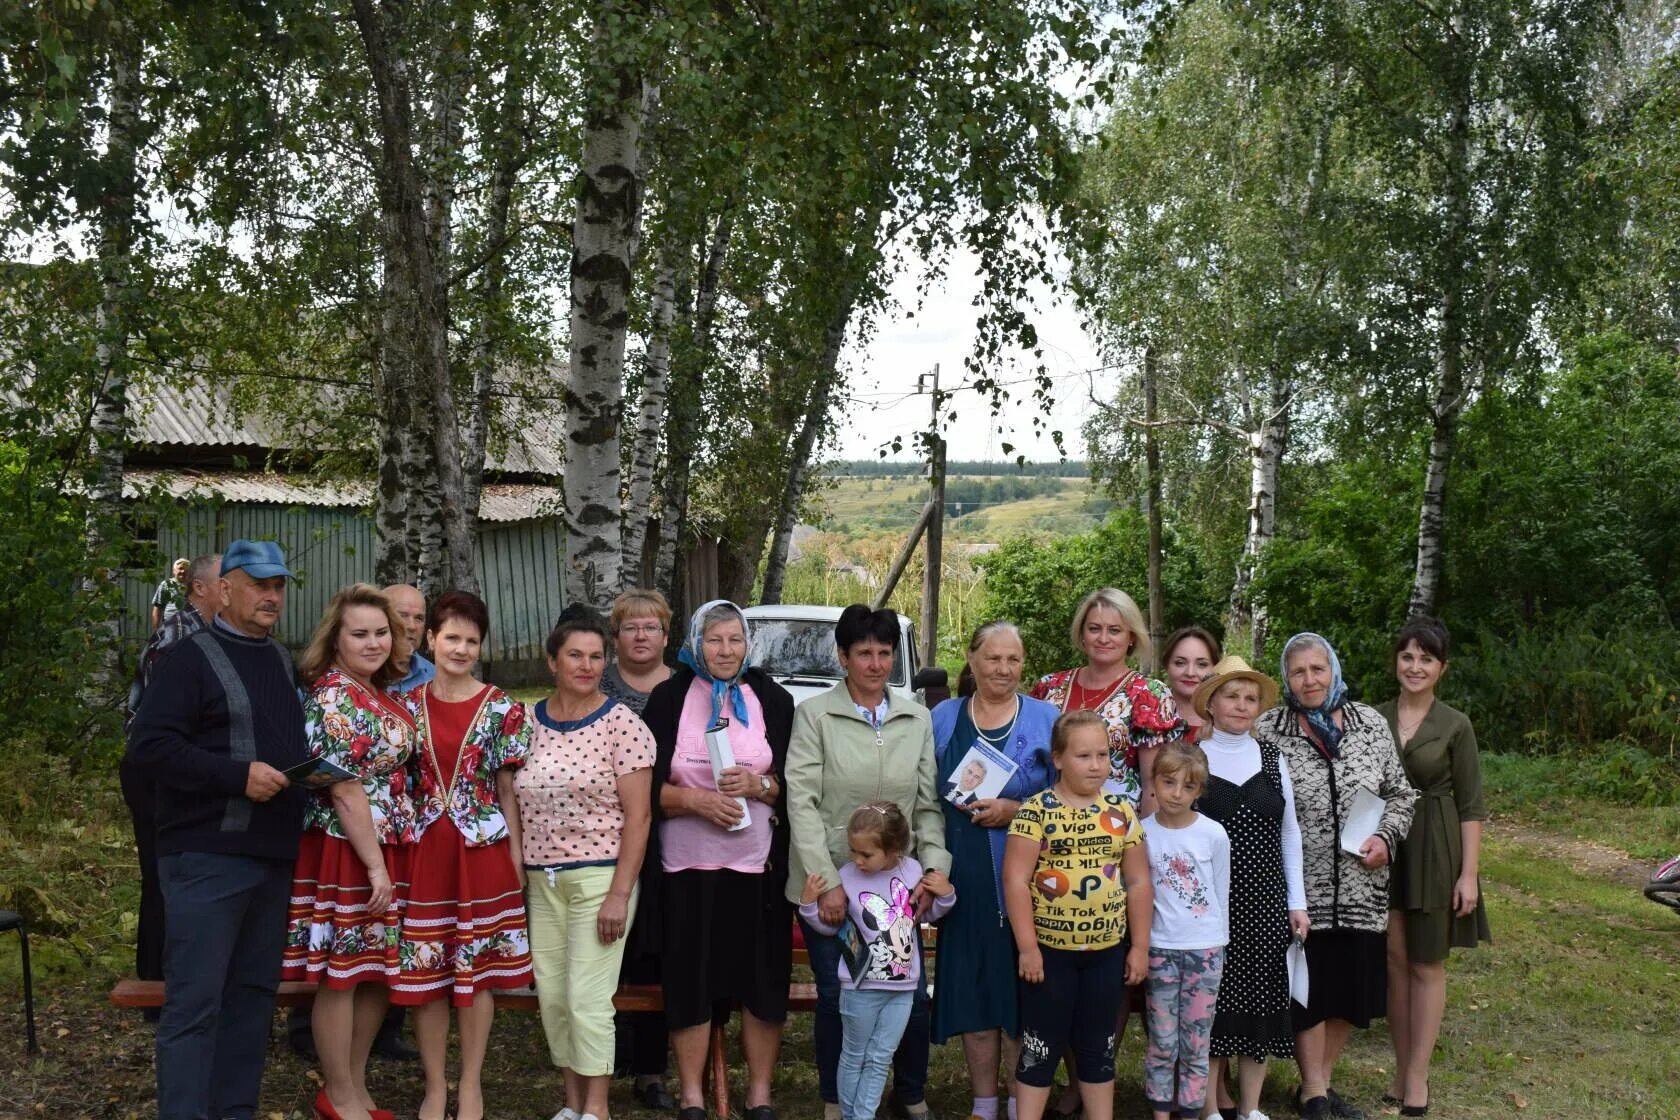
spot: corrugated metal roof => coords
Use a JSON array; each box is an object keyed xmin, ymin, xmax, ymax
[
  {"xmin": 126, "ymin": 376, "xmax": 565, "ymax": 477},
  {"xmin": 124, "ymin": 470, "xmax": 560, "ymax": 524}
]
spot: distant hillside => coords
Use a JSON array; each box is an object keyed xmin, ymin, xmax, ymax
[
  {"xmin": 811, "ymin": 471, "xmax": 1109, "ymax": 540},
  {"xmin": 830, "ymin": 458, "xmax": 1089, "ymax": 478}
]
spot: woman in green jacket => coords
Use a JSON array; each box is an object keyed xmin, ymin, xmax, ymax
[{"xmin": 785, "ymin": 604, "xmax": 951, "ymax": 1120}]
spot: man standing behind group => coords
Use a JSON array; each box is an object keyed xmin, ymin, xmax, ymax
[
  {"xmin": 122, "ymin": 552, "xmax": 221, "ymax": 993},
  {"xmin": 387, "ymin": 583, "xmax": 436, "ymax": 693},
  {"xmin": 128, "ymin": 541, "xmax": 309, "ymax": 1120}
]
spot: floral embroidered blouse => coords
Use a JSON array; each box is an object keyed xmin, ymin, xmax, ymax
[
  {"xmin": 303, "ymin": 668, "xmax": 419, "ymax": 845},
  {"xmin": 401, "ymin": 682, "xmax": 531, "ymax": 847},
  {"xmin": 1030, "ymin": 667, "xmax": 1187, "ymax": 807}
]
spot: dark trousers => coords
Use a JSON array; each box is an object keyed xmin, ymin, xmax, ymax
[
  {"xmin": 1015, "ymin": 944, "xmax": 1128, "ymax": 1089},
  {"xmin": 119, "ymin": 756, "xmax": 165, "ymax": 981},
  {"xmin": 156, "ymin": 851, "xmax": 291, "ymax": 1120},
  {"xmin": 616, "ymin": 947, "xmax": 668, "ymax": 1077},
  {"xmin": 800, "ymin": 914, "xmax": 929, "ymax": 1106}
]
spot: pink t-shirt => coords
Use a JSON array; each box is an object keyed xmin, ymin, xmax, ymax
[
  {"xmin": 515, "ymin": 699, "xmax": 654, "ymax": 867},
  {"xmin": 661, "ymin": 679, "xmax": 773, "ymax": 874}
]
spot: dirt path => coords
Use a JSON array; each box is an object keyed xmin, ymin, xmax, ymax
[{"xmin": 1495, "ymin": 816, "xmax": 1655, "ymax": 887}]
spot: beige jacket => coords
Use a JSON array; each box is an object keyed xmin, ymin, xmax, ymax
[{"xmin": 783, "ymin": 682, "xmax": 951, "ymax": 903}]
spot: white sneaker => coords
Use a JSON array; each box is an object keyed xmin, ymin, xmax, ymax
[
  {"xmin": 549, "ymin": 1110, "xmax": 578, "ymax": 1120},
  {"xmin": 1239, "ymin": 1112, "xmax": 1270, "ymax": 1120}
]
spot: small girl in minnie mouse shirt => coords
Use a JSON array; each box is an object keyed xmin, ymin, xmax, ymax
[{"xmin": 800, "ymin": 801, "xmax": 956, "ymax": 1120}]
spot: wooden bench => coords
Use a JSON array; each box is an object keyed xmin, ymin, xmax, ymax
[{"xmin": 110, "ymin": 979, "xmax": 818, "ymax": 1117}]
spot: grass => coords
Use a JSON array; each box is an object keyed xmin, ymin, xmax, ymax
[{"xmin": 0, "ymin": 751, "xmax": 1675, "ymax": 1118}]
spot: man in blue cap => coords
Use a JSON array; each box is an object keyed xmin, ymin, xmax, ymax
[{"xmin": 129, "ymin": 539, "xmax": 311, "ymax": 1120}]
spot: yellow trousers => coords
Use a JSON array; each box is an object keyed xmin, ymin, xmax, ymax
[{"xmin": 525, "ymin": 864, "xmax": 637, "ymax": 1075}]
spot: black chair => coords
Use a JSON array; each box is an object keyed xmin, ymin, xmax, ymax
[{"xmin": 0, "ymin": 910, "xmax": 36, "ymax": 1054}]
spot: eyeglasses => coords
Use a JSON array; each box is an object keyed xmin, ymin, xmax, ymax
[{"xmin": 619, "ymin": 623, "xmax": 664, "ymax": 637}]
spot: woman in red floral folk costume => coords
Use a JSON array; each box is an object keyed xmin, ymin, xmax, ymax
[
  {"xmin": 394, "ymin": 590, "xmax": 534, "ymax": 1120},
  {"xmin": 282, "ymin": 585, "xmax": 419, "ymax": 1120},
  {"xmin": 1031, "ymin": 588, "xmax": 1188, "ymax": 818}
]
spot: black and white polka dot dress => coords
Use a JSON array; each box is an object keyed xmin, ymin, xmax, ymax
[{"xmin": 1197, "ymin": 738, "xmax": 1295, "ymax": 1059}]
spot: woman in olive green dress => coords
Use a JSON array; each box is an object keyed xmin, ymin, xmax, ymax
[{"xmin": 1378, "ymin": 617, "xmax": 1490, "ymax": 1117}]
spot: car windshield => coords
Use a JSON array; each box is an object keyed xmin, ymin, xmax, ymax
[{"xmin": 748, "ymin": 617, "xmax": 907, "ymax": 686}]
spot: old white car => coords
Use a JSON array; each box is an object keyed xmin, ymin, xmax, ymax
[{"xmin": 741, "ymin": 604, "xmax": 943, "ymax": 707}]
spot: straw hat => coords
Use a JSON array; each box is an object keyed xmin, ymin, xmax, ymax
[{"xmin": 1189, "ymin": 654, "xmax": 1280, "ymax": 721}]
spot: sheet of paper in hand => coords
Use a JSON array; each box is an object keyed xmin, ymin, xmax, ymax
[
  {"xmin": 943, "ymin": 740, "xmax": 1018, "ymax": 809},
  {"xmin": 282, "ymin": 755, "xmax": 358, "ymax": 790},
  {"xmin": 1287, "ymin": 937, "xmax": 1310, "ymax": 1007},
  {"xmin": 706, "ymin": 719, "xmax": 752, "ymax": 832},
  {"xmin": 1339, "ymin": 786, "xmax": 1387, "ymax": 857}
]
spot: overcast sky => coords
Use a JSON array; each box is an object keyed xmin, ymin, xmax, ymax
[{"xmin": 834, "ymin": 241, "xmax": 1124, "ymax": 465}]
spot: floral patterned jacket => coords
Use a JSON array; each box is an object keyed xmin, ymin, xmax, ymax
[
  {"xmin": 303, "ymin": 668, "xmax": 419, "ymax": 845},
  {"xmin": 1031, "ymin": 667, "xmax": 1187, "ymax": 807},
  {"xmin": 401, "ymin": 683, "xmax": 531, "ymax": 847}
]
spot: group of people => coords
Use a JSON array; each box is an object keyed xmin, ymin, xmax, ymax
[{"xmin": 124, "ymin": 546, "xmax": 1489, "ymax": 1120}]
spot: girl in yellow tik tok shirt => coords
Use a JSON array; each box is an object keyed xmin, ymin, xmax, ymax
[{"xmin": 1004, "ymin": 709, "xmax": 1154, "ymax": 1120}]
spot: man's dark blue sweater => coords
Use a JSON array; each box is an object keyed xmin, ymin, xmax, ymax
[{"xmin": 127, "ymin": 622, "xmax": 309, "ymax": 861}]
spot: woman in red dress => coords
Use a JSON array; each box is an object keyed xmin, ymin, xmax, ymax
[
  {"xmin": 392, "ymin": 590, "xmax": 533, "ymax": 1120},
  {"xmin": 282, "ymin": 584, "xmax": 419, "ymax": 1120}
]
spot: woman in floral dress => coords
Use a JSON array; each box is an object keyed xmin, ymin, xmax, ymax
[
  {"xmin": 282, "ymin": 584, "xmax": 419, "ymax": 1120},
  {"xmin": 393, "ymin": 590, "xmax": 533, "ymax": 1120},
  {"xmin": 1030, "ymin": 588, "xmax": 1187, "ymax": 816}
]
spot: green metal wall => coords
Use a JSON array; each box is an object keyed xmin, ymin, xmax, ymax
[{"xmin": 122, "ymin": 503, "xmax": 566, "ymax": 683}]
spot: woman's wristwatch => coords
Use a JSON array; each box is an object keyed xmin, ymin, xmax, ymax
[{"xmin": 758, "ymin": 774, "xmax": 774, "ymax": 800}]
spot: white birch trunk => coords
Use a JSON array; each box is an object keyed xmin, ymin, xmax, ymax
[
  {"xmin": 1225, "ymin": 376, "xmax": 1288, "ymax": 661},
  {"xmin": 622, "ymin": 252, "xmax": 675, "ymax": 584},
  {"xmin": 1408, "ymin": 36, "xmax": 1472, "ymax": 620},
  {"xmin": 563, "ymin": 9, "xmax": 648, "ymax": 607},
  {"xmin": 84, "ymin": 37, "xmax": 139, "ymax": 701}
]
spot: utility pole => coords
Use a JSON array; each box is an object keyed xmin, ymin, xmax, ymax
[{"xmin": 919, "ymin": 363, "xmax": 945, "ymax": 670}]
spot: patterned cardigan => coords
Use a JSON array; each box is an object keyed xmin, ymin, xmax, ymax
[{"xmin": 1255, "ymin": 700, "xmax": 1418, "ymax": 933}]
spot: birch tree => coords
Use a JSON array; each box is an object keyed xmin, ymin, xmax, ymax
[
  {"xmin": 562, "ymin": 1, "xmax": 652, "ymax": 608},
  {"xmin": 1073, "ymin": 1, "xmax": 1357, "ymax": 658},
  {"xmin": 1283, "ymin": 0, "xmax": 1623, "ymax": 618}
]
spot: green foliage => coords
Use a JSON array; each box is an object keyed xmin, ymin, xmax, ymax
[
  {"xmin": 0, "ymin": 439, "xmax": 128, "ymax": 764},
  {"xmin": 1448, "ymin": 333, "xmax": 1680, "ymax": 629},
  {"xmin": 1246, "ymin": 334, "xmax": 1680, "ymax": 759},
  {"xmin": 978, "ymin": 507, "xmax": 1224, "ymax": 680},
  {"xmin": 1482, "ymin": 747, "xmax": 1680, "ymax": 810},
  {"xmin": 1251, "ymin": 455, "xmax": 1421, "ymax": 693}
]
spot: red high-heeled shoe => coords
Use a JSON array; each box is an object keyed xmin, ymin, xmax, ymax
[{"xmin": 314, "ymin": 1088, "xmax": 394, "ymax": 1120}]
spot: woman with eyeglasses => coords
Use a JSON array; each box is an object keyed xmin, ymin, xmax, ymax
[
  {"xmin": 603, "ymin": 590, "xmax": 674, "ymax": 717},
  {"xmin": 603, "ymin": 589, "xmax": 678, "ymax": 1110}
]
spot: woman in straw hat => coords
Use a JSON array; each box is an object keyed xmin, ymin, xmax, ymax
[{"xmin": 1190, "ymin": 655, "xmax": 1308, "ymax": 1120}]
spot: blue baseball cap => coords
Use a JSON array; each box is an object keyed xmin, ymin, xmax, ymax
[{"xmin": 220, "ymin": 539, "xmax": 294, "ymax": 580}]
